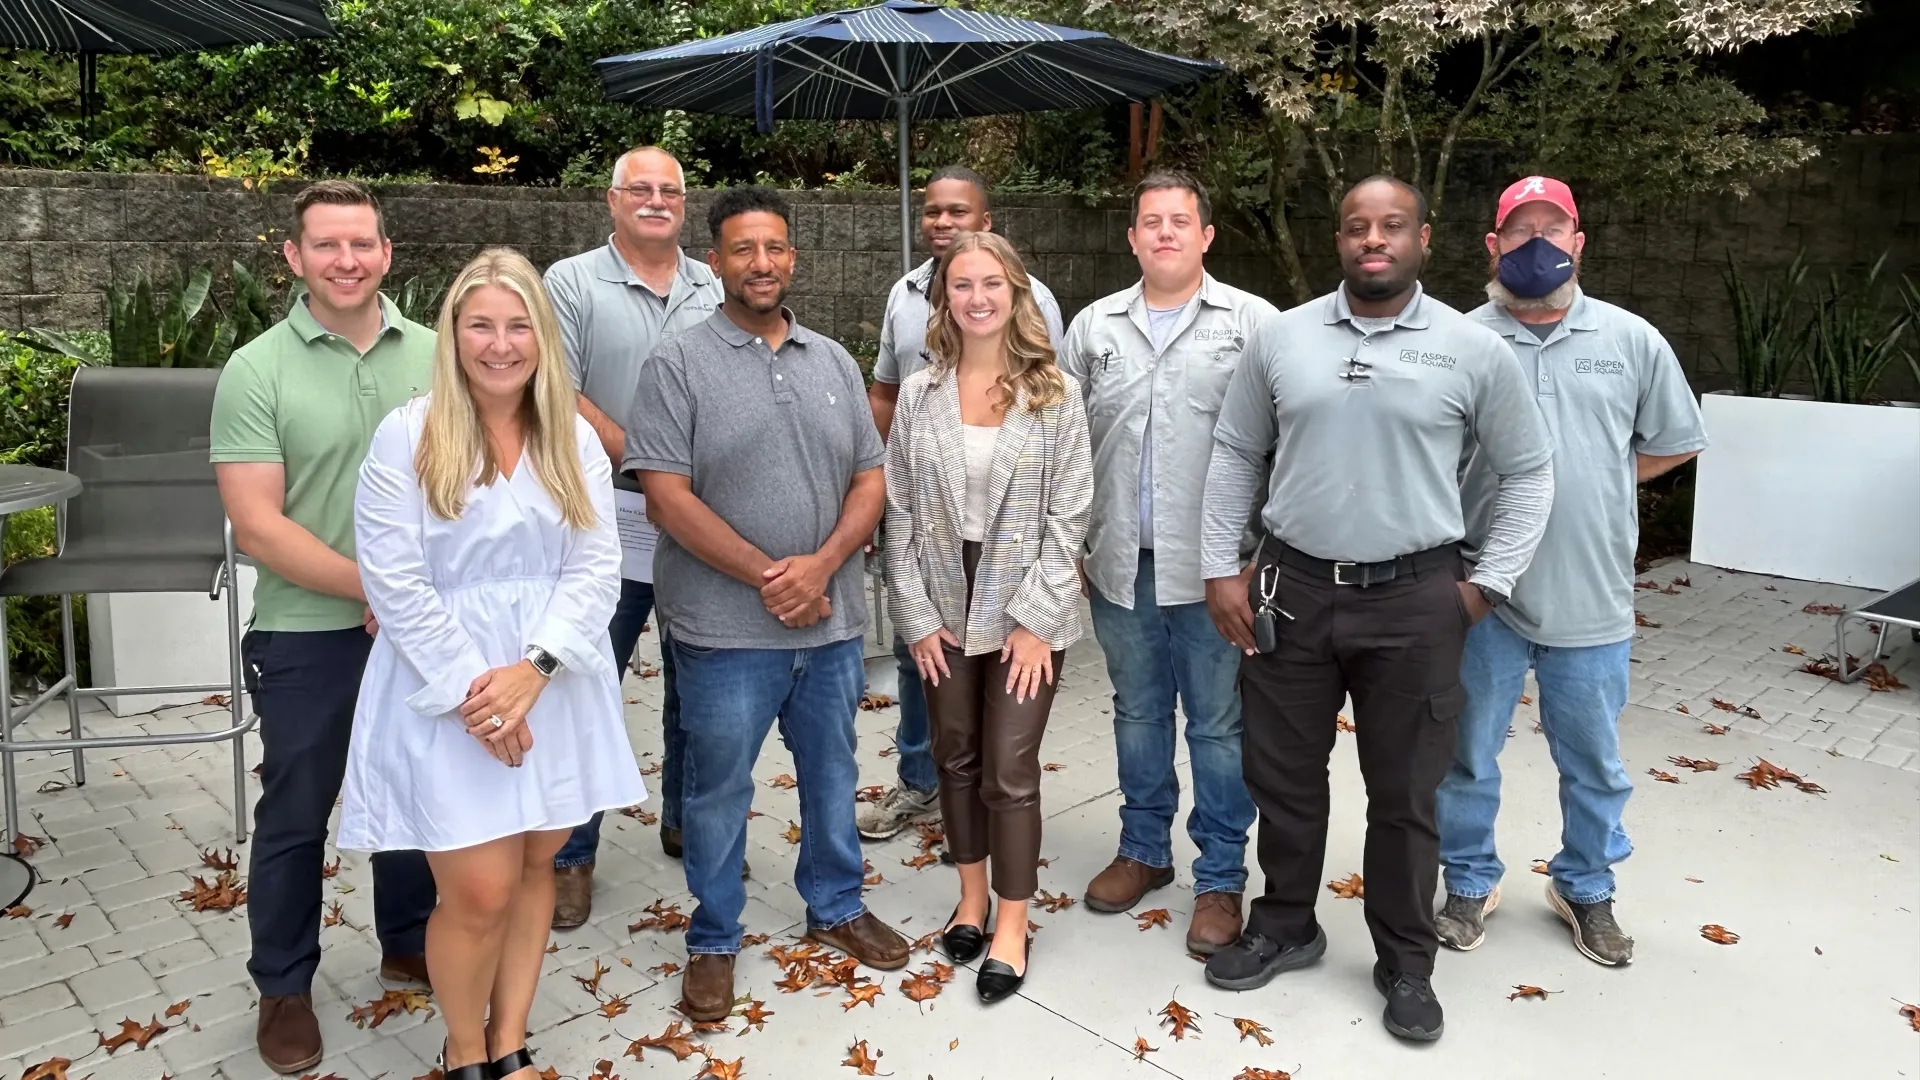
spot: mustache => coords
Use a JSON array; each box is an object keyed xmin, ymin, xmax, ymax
[{"xmin": 633, "ymin": 207, "xmax": 673, "ymax": 219}]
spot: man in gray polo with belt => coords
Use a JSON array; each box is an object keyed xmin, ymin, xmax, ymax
[
  {"xmin": 1434, "ymin": 176, "xmax": 1707, "ymax": 968},
  {"xmin": 541, "ymin": 145, "xmax": 722, "ymax": 925},
  {"xmin": 858, "ymin": 164, "xmax": 1064, "ymax": 843},
  {"xmin": 1059, "ymin": 169, "xmax": 1274, "ymax": 957},
  {"xmin": 1199, "ymin": 175, "xmax": 1554, "ymax": 1043}
]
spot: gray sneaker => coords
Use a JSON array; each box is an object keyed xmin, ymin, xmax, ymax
[
  {"xmin": 1546, "ymin": 882, "xmax": 1634, "ymax": 966},
  {"xmin": 1434, "ymin": 885, "xmax": 1500, "ymax": 951},
  {"xmin": 855, "ymin": 785, "xmax": 940, "ymax": 840}
]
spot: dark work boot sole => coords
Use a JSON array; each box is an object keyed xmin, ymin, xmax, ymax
[
  {"xmin": 1204, "ymin": 925, "xmax": 1327, "ymax": 991},
  {"xmin": 1084, "ymin": 865, "xmax": 1176, "ymax": 913}
]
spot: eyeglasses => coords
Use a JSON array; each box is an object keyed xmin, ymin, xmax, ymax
[
  {"xmin": 614, "ymin": 183, "xmax": 685, "ymax": 202},
  {"xmin": 1498, "ymin": 221, "xmax": 1574, "ymax": 242}
]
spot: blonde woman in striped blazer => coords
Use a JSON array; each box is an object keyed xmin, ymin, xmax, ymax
[{"xmin": 884, "ymin": 230, "xmax": 1094, "ymax": 1003}]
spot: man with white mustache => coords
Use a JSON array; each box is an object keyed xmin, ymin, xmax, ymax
[{"xmin": 540, "ymin": 146, "xmax": 724, "ymax": 927}]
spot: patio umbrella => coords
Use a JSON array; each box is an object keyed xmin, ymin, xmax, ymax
[
  {"xmin": 595, "ymin": 0, "xmax": 1224, "ymax": 274},
  {"xmin": 0, "ymin": 0, "xmax": 333, "ymax": 119}
]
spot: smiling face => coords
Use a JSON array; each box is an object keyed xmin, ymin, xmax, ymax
[
  {"xmin": 944, "ymin": 247, "xmax": 1014, "ymax": 344},
  {"xmin": 607, "ymin": 148, "xmax": 686, "ymax": 251},
  {"xmin": 711, "ymin": 210, "xmax": 794, "ymax": 315},
  {"xmin": 1128, "ymin": 186, "xmax": 1214, "ymax": 288},
  {"xmin": 285, "ymin": 203, "xmax": 390, "ymax": 316},
  {"xmin": 921, "ymin": 177, "xmax": 990, "ymax": 258},
  {"xmin": 1336, "ymin": 180, "xmax": 1430, "ymax": 303},
  {"xmin": 455, "ymin": 283, "xmax": 539, "ymax": 409}
]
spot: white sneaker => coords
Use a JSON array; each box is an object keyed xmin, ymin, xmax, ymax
[{"xmin": 855, "ymin": 785, "xmax": 940, "ymax": 840}]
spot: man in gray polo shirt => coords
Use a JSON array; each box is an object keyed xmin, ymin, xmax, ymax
[
  {"xmin": 1058, "ymin": 169, "xmax": 1275, "ymax": 957},
  {"xmin": 1434, "ymin": 176, "xmax": 1707, "ymax": 968},
  {"xmin": 629, "ymin": 186, "xmax": 910, "ymax": 1023},
  {"xmin": 540, "ymin": 146, "xmax": 724, "ymax": 925},
  {"xmin": 858, "ymin": 164, "xmax": 1065, "ymax": 843},
  {"xmin": 1198, "ymin": 176, "xmax": 1554, "ymax": 1043}
]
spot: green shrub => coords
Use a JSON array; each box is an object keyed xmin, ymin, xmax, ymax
[
  {"xmin": 0, "ymin": 334, "xmax": 93, "ymax": 470},
  {"xmin": 3, "ymin": 505, "xmax": 87, "ymax": 690}
]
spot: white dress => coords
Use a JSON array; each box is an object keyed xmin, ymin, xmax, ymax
[{"xmin": 338, "ymin": 397, "xmax": 646, "ymax": 853}]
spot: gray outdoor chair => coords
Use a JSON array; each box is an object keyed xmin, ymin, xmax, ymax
[
  {"xmin": 1836, "ymin": 575, "xmax": 1920, "ymax": 682},
  {"xmin": 0, "ymin": 366, "xmax": 254, "ymax": 845}
]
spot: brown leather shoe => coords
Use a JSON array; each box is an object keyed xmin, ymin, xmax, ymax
[
  {"xmin": 257, "ymin": 993, "xmax": 322, "ymax": 1075},
  {"xmin": 553, "ymin": 864, "xmax": 593, "ymax": 929},
  {"xmin": 378, "ymin": 952, "xmax": 430, "ymax": 985},
  {"xmin": 807, "ymin": 911, "xmax": 910, "ymax": 971},
  {"xmin": 680, "ymin": 953, "xmax": 736, "ymax": 1022},
  {"xmin": 1186, "ymin": 891, "xmax": 1243, "ymax": 955},
  {"xmin": 663, "ymin": 826, "xmax": 750, "ymax": 879},
  {"xmin": 1085, "ymin": 856, "xmax": 1176, "ymax": 913}
]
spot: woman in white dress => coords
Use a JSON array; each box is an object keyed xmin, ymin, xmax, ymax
[{"xmin": 340, "ymin": 248, "xmax": 644, "ymax": 1080}]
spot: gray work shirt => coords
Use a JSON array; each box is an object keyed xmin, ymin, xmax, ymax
[
  {"xmin": 871, "ymin": 257, "xmax": 1065, "ymax": 385},
  {"xmin": 625, "ymin": 310, "xmax": 886, "ymax": 650},
  {"xmin": 1462, "ymin": 290, "xmax": 1708, "ymax": 647},
  {"xmin": 1210, "ymin": 283, "xmax": 1553, "ymax": 570},
  {"xmin": 542, "ymin": 238, "xmax": 723, "ymax": 421},
  {"xmin": 1060, "ymin": 274, "xmax": 1279, "ymax": 607}
]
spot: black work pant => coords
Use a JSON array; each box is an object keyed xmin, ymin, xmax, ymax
[
  {"xmin": 1240, "ymin": 549, "xmax": 1470, "ymax": 977},
  {"xmin": 243, "ymin": 627, "xmax": 437, "ymax": 997}
]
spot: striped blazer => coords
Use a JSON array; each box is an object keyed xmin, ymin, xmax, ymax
[{"xmin": 884, "ymin": 366, "xmax": 1094, "ymax": 655}]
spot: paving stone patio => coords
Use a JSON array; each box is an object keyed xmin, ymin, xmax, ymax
[{"xmin": 1, "ymin": 557, "xmax": 1917, "ymax": 1080}]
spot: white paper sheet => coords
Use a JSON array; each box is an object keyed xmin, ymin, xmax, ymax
[{"xmin": 614, "ymin": 489, "xmax": 657, "ymax": 582}]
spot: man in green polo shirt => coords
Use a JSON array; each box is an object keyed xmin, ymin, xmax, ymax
[{"xmin": 210, "ymin": 179, "xmax": 438, "ymax": 1076}]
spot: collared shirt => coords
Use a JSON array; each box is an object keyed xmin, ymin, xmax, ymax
[
  {"xmin": 871, "ymin": 257, "xmax": 1065, "ymax": 385},
  {"xmin": 542, "ymin": 237, "xmax": 723, "ymax": 421},
  {"xmin": 1462, "ymin": 289, "xmax": 1708, "ymax": 647},
  {"xmin": 1207, "ymin": 283, "xmax": 1553, "ymax": 572},
  {"xmin": 1060, "ymin": 274, "xmax": 1279, "ymax": 607},
  {"xmin": 625, "ymin": 309, "xmax": 886, "ymax": 650},
  {"xmin": 209, "ymin": 294, "xmax": 435, "ymax": 631}
]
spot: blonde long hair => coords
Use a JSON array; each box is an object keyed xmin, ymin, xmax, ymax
[
  {"xmin": 415, "ymin": 248, "xmax": 597, "ymax": 529},
  {"xmin": 924, "ymin": 231, "xmax": 1066, "ymax": 412}
]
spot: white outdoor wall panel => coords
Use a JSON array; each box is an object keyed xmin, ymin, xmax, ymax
[
  {"xmin": 88, "ymin": 564, "xmax": 256, "ymax": 717},
  {"xmin": 1691, "ymin": 393, "xmax": 1920, "ymax": 590}
]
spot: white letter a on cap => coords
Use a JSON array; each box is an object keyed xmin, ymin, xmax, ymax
[{"xmin": 1519, "ymin": 176, "xmax": 1547, "ymax": 196}]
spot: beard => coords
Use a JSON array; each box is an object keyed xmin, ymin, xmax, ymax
[
  {"xmin": 726, "ymin": 277, "xmax": 788, "ymax": 314},
  {"xmin": 1486, "ymin": 249, "xmax": 1581, "ymax": 311}
]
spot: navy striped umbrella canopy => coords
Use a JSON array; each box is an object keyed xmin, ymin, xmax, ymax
[
  {"xmin": 0, "ymin": 0, "xmax": 331, "ymax": 53},
  {"xmin": 596, "ymin": 0, "xmax": 1223, "ymax": 272}
]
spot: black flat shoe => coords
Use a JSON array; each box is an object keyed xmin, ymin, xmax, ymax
[
  {"xmin": 976, "ymin": 956, "xmax": 1025, "ymax": 1003},
  {"xmin": 941, "ymin": 899, "xmax": 992, "ymax": 963},
  {"xmin": 488, "ymin": 1048, "xmax": 535, "ymax": 1079},
  {"xmin": 439, "ymin": 1043, "xmax": 490, "ymax": 1080}
]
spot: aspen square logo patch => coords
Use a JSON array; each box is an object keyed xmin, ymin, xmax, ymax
[
  {"xmin": 1575, "ymin": 357, "xmax": 1626, "ymax": 375},
  {"xmin": 1398, "ymin": 349, "xmax": 1457, "ymax": 370}
]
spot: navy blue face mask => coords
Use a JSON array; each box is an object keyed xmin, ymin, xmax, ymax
[{"xmin": 1496, "ymin": 235, "xmax": 1575, "ymax": 298}]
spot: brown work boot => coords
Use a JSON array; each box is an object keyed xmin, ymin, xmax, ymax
[
  {"xmin": 378, "ymin": 952, "xmax": 430, "ymax": 985},
  {"xmin": 1187, "ymin": 891, "xmax": 1244, "ymax": 956},
  {"xmin": 808, "ymin": 911, "xmax": 911, "ymax": 971},
  {"xmin": 1084, "ymin": 856, "xmax": 1176, "ymax": 913},
  {"xmin": 257, "ymin": 993, "xmax": 322, "ymax": 1075},
  {"xmin": 553, "ymin": 864, "xmax": 593, "ymax": 929},
  {"xmin": 662, "ymin": 825, "xmax": 750, "ymax": 879},
  {"xmin": 680, "ymin": 953, "xmax": 736, "ymax": 1022}
]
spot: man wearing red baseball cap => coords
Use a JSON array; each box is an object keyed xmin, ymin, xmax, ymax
[{"xmin": 1434, "ymin": 175, "xmax": 1708, "ymax": 967}]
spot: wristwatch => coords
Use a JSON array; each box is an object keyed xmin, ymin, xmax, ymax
[
  {"xmin": 525, "ymin": 645, "xmax": 562, "ymax": 677},
  {"xmin": 1475, "ymin": 584, "xmax": 1509, "ymax": 609}
]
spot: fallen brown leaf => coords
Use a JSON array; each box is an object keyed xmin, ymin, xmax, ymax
[
  {"xmin": 1709, "ymin": 698, "xmax": 1739, "ymax": 712},
  {"xmin": 1507, "ymin": 985, "xmax": 1560, "ymax": 1002},
  {"xmin": 1782, "ymin": 643, "xmax": 1806, "ymax": 655},
  {"xmin": 841, "ymin": 980, "xmax": 883, "ymax": 1010},
  {"xmin": 165, "ymin": 1000, "xmax": 191, "ymax": 1018},
  {"xmin": 903, "ymin": 852, "xmax": 940, "ymax": 869},
  {"xmin": 21, "ymin": 1060, "xmax": 72, "ymax": 1080},
  {"xmin": 177, "ymin": 871, "xmax": 247, "ymax": 912},
  {"xmin": 859, "ymin": 692, "xmax": 895, "ymax": 711},
  {"xmin": 877, "ymin": 746, "xmax": 897, "ymax": 757},
  {"xmin": 853, "ymin": 785, "xmax": 886, "ymax": 804},
  {"xmin": 200, "ymin": 847, "xmax": 239, "ymax": 872},
  {"xmin": 36, "ymin": 780, "xmax": 67, "ymax": 794},
  {"xmin": 1037, "ymin": 890, "xmax": 1076, "ymax": 913},
  {"xmin": 1326, "ymin": 872, "xmax": 1364, "ymax": 899},
  {"xmin": 574, "ymin": 959, "xmax": 612, "ymax": 995},
  {"xmin": 736, "ymin": 999, "xmax": 773, "ymax": 1032},
  {"xmin": 1685, "ymin": 876, "xmax": 1704, "ymax": 883},
  {"xmin": 13, "ymin": 833, "xmax": 46, "ymax": 857},
  {"xmin": 1702, "ymin": 721, "xmax": 1729, "ymax": 735},
  {"xmin": 628, "ymin": 899, "xmax": 692, "ymax": 934},
  {"xmin": 1159, "ymin": 997, "xmax": 1201, "ymax": 1040},
  {"xmin": 537, "ymin": 1069, "xmax": 561, "ymax": 1080},
  {"xmin": 1133, "ymin": 1037, "xmax": 1157, "ymax": 1060},
  {"xmin": 1042, "ymin": 762, "xmax": 1063, "ymax": 772},
  {"xmin": 913, "ymin": 821, "xmax": 945, "ymax": 852},
  {"xmin": 598, "ymin": 994, "xmax": 633, "ymax": 1019},
  {"xmin": 201, "ymin": 693, "xmax": 231, "ymax": 706},
  {"xmin": 322, "ymin": 901, "xmax": 345, "ymax": 927},
  {"xmin": 320, "ymin": 856, "xmax": 341, "ymax": 879},
  {"xmin": 1635, "ymin": 612, "xmax": 1661, "ymax": 628},
  {"xmin": 2, "ymin": 904, "xmax": 29, "ymax": 918},
  {"xmin": 899, "ymin": 970, "xmax": 942, "ymax": 1003},
  {"xmin": 99, "ymin": 1016, "xmax": 167, "ymax": 1054},
  {"xmin": 1646, "ymin": 769, "xmax": 1682, "ymax": 784},
  {"xmin": 1335, "ymin": 714, "xmax": 1355, "ymax": 733},
  {"xmin": 1519, "ymin": 694, "xmax": 1533, "ymax": 705},
  {"xmin": 1227, "ymin": 1016, "xmax": 1274, "ymax": 1046},
  {"xmin": 1802, "ymin": 603, "xmax": 1845, "ymax": 616},
  {"xmin": 347, "ymin": 989, "xmax": 434, "ymax": 1028},
  {"xmin": 1530, "ymin": 859, "xmax": 1550, "ymax": 875},
  {"xmin": 1672, "ymin": 576, "xmax": 1691, "ymax": 588},
  {"xmin": 843, "ymin": 1040, "xmax": 882, "ymax": 1074},
  {"xmin": 695, "ymin": 1059, "xmax": 743, "ymax": 1080},
  {"xmin": 741, "ymin": 933, "xmax": 771, "ymax": 947},
  {"xmin": 1701, "ymin": 924, "xmax": 1741, "ymax": 945},
  {"xmin": 617, "ymin": 806, "xmax": 659, "ymax": 825},
  {"xmin": 767, "ymin": 774, "xmax": 798, "ymax": 790},
  {"xmin": 53, "ymin": 912, "xmax": 74, "ymax": 929},
  {"xmin": 1900, "ymin": 1003, "xmax": 1920, "ymax": 1032},
  {"xmin": 625, "ymin": 1021, "xmax": 704, "ymax": 1062},
  {"xmin": 1134, "ymin": 908, "xmax": 1173, "ymax": 931},
  {"xmin": 1668, "ymin": 756, "xmax": 1720, "ymax": 772},
  {"xmin": 649, "ymin": 962, "xmax": 682, "ymax": 977},
  {"xmin": 781, "ymin": 821, "xmax": 803, "ymax": 845},
  {"xmin": 1674, "ymin": 704, "xmax": 1690, "ymax": 714},
  {"xmin": 1796, "ymin": 779, "xmax": 1828, "ymax": 795},
  {"xmin": 1232, "ymin": 1070, "xmax": 1293, "ymax": 1080}
]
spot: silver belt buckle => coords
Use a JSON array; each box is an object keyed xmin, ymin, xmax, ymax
[{"xmin": 1333, "ymin": 561, "xmax": 1358, "ymax": 586}]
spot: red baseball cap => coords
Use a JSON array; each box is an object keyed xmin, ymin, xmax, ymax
[{"xmin": 1496, "ymin": 175, "xmax": 1578, "ymax": 228}]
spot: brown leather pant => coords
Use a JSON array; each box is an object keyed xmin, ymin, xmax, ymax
[{"xmin": 923, "ymin": 542, "xmax": 1062, "ymax": 901}]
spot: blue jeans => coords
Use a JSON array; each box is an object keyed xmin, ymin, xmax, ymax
[
  {"xmin": 1088, "ymin": 551, "xmax": 1254, "ymax": 895},
  {"xmin": 674, "ymin": 636, "xmax": 869, "ymax": 954},
  {"xmin": 1436, "ymin": 614, "xmax": 1635, "ymax": 904},
  {"xmin": 555, "ymin": 578, "xmax": 686, "ymax": 868},
  {"xmin": 889, "ymin": 634, "xmax": 939, "ymax": 793}
]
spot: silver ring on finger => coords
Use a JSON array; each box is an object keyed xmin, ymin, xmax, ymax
[{"xmin": 489, "ymin": 714, "xmax": 504, "ymax": 729}]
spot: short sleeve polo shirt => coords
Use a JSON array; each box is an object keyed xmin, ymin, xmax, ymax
[
  {"xmin": 542, "ymin": 239, "xmax": 723, "ymax": 423},
  {"xmin": 871, "ymin": 257, "xmax": 1065, "ymax": 385}
]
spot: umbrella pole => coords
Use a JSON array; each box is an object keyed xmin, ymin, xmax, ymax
[{"xmin": 897, "ymin": 104, "xmax": 913, "ymax": 277}]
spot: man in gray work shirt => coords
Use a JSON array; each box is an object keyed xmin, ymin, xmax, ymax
[
  {"xmin": 1058, "ymin": 170, "xmax": 1274, "ymax": 957},
  {"xmin": 1198, "ymin": 176, "xmax": 1554, "ymax": 1044},
  {"xmin": 1434, "ymin": 176, "xmax": 1707, "ymax": 968},
  {"xmin": 859, "ymin": 165, "xmax": 1064, "ymax": 843},
  {"xmin": 541, "ymin": 146, "xmax": 723, "ymax": 924}
]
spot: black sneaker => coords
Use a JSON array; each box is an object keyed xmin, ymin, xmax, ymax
[
  {"xmin": 1372, "ymin": 962, "xmax": 1444, "ymax": 1042},
  {"xmin": 1546, "ymin": 883, "xmax": 1634, "ymax": 966},
  {"xmin": 1433, "ymin": 885, "xmax": 1499, "ymax": 951},
  {"xmin": 1202, "ymin": 925, "xmax": 1327, "ymax": 991}
]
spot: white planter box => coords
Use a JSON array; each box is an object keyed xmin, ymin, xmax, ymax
[
  {"xmin": 87, "ymin": 564, "xmax": 256, "ymax": 716},
  {"xmin": 1691, "ymin": 392, "xmax": 1920, "ymax": 590}
]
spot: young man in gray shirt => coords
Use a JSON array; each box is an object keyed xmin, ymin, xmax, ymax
[
  {"xmin": 628, "ymin": 186, "xmax": 910, "ymax": 1023},
  {"xmin": 1198, "ymin": 176, "xmax": 1554, "ymax": 1043},
  {"xmin": 1434, "ymin": 176, "xmax": 1707, "ymax": 967},
  {"xmin": 858, "ymin": 165, "xmax": 1064, "ymax": 843},
  {"xmin": 1058, "ymin": 170, "xmax": 1276, "ymax": 957},
  {"xmin": 540, "ymin": 146, "xmax": 724, "ymax": 925}
]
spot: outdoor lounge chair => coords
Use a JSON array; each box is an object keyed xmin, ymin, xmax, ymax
[
  {"xmin": 0, "ymin": 367, "xmax": 253, "ymax": 845},
  {"xmin": 1836, "ymin": 574, "xmax": 1920, "ymax": 682}
]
